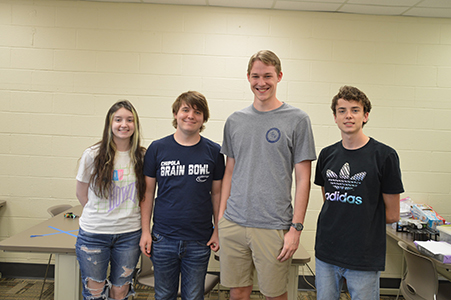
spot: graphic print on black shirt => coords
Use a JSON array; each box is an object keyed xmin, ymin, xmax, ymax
[{"xmin": 324, "ymin": 162, "xmax": 367, "ymax": 205}]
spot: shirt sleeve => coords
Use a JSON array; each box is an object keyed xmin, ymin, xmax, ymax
[
  {"xmin": 213, "ymin": 150, "xmax": 225, "ymax": 181},
  {"xmin": 293, "ymin": 114, "xmax": 317, "ymax": 164},
  {"xmin": 76, "ymin": 148, "xmax": 94, "ymax": 183},
  {"xmin": 314, "ymin": 149, "xmax": 325, "ymax": 187},
  {"xmin": 381, "ymin": 150, "xmax": 404, "ymax": 194},
  {"xmin": 143, "ymin": 142, "xmax": 158, "ymax": 178},
  {"xmin": 221, "ymin": 117, "xmax": 234, "ymax": 158}
]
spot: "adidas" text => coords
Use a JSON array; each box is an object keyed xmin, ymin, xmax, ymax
[{"xmin": 325, "ymin": 191, "xmax": 362, "ymax": 205}]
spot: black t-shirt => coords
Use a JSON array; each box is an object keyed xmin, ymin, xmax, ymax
[{"xmin": 314, "ymin": 138, "xmax": 404, "ymax": 271}]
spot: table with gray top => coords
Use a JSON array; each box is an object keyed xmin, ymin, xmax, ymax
[
  {"xmin": 0, "ymin": 205, "xmax": 82, "ymax": 300},
  {"xmin": 288, "ymin": 245, "xmax": 311, "ymax": 300},
  {"xmin": 386, "ymin": 224, "xmax": 451, "ymax": 281}
]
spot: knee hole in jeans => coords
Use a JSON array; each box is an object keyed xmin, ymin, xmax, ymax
[
  {"xmin": 85, "ymin": 278, "xmax": 110, "ymax": 298},
  {"xmin": 110, "ymin": 283, "xmax": 132, "ymax": 300}
]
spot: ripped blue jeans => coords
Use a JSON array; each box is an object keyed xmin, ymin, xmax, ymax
[{"xmin": 76, "ymin": 228, "xmax": 141, "ymax": 300}]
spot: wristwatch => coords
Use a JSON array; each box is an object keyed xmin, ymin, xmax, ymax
[{"xmin": 291, "ymin": 223, "xmax": 304, "ymax": 231}]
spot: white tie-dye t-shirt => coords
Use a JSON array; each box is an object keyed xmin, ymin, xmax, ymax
[{"xmin": 77, "ymin": 145, "xmax": 141, "ymax": 234}]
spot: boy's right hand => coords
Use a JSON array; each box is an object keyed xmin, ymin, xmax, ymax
[{"xmin": 139, "ymin": 233, "xmax": 153, "ymax": 257}]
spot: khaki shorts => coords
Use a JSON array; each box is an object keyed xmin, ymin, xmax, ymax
[{"xmin": 218, "ymin": 218, "xmax": 291, "ymax": 297}]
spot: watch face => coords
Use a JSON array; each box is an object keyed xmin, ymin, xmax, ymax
[{"xmin": 292, "ymin": 223, "xmax": 303, "ymax": 231}]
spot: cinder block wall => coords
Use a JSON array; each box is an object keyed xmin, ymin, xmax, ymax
[{"xmin": 1, "ymin": 0, "xmax": 450, "ymax": 278}]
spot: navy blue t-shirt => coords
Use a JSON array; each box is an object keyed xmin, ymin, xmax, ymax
[{"xmin": 144, "ymin": 135, "xmax": 225, "ymax": 241}]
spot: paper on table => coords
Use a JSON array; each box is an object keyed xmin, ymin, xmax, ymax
[
  {"xmin": 415, "ymin": 241, "xmax": 451, "ymax": 253},
  {"xmin": 414, "ymin": 240, "xmax": 451, "ymax": 263}
]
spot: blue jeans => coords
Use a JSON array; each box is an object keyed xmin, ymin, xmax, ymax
[
  {"xmin": 150, "ymin": 232, "xmax": 211, "ymax": 300},
  {"xmin": 76, "ymin": 228, "xmax": 141, "ymax": 300},
  {"xmin": 315, "ymin": 258, "xmax": 381, "ymax": 300}
]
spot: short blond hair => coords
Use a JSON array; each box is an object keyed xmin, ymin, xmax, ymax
[{"xmin": 247, "ymin": 50, "xmax": 281, "ymax": 75}]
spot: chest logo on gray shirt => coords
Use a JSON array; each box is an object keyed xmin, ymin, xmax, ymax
[
  {"xmin": 266, "ymin": 128, "xmax": 281, "ymax": 143},
  {"xmin": 326, "ymin": 162, "xmax": 366, "ymax": 191}
]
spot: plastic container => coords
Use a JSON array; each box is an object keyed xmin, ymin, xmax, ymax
[
  {"xmin": 410, "ymin": 204, "xmax": 445, "ymax": 229},
  {"xmin": 437, "ymin": 225, "xmax": 451, "ymax": 243}
]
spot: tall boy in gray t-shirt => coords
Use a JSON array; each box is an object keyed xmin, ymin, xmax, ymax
[{"xmin": 218, "ymin": 50, "xmax": 316, "ymax": 300}]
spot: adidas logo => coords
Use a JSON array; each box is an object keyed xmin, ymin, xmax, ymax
[{"xmin": 326, "ymin": 162, "xmax": 366, "ymax": 191}]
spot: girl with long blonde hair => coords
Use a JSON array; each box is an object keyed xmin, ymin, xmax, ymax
[{"xmin": 75, "ymin": 100, "xmax": 145, "ymax": 300}]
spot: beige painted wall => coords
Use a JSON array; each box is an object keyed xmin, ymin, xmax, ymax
[{"xmin": 1, "ymin": 0, "xmax": 450, "ymax": 278}]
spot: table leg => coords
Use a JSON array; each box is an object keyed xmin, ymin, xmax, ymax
[
  {"xmin": 54, "ymin": 253, "xmax": 81, "ymax": 300},
  {"xmin": 287, "ymin": 264, "xmax": 299, "ymax": 300}
]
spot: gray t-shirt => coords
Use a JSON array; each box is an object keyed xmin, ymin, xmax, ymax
[{"xmin": 221, "ymin": 103, "xmax": 316, "ymax": 230}]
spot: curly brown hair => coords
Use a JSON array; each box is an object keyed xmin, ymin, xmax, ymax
[{"xmin": 331, "ymin": 86, "xmax": 372, "ymax": 126}]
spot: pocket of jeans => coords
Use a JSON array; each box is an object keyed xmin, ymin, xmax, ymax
[
  {"xmin": 76, "ymin": 228, "xmax": 100, "ymax": 242},
  {"xmin": 151, "ymin": 232, "xmax": 164, "ymax": 244},
  {"xmin": 195, "ymin": 240, "xmax": 210, "ymax": 247}
]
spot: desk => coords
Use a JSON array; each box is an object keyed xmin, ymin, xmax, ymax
[
  {"xmin": 288, "ymin": 245, "xmax": 311, "ymax": 300},
  {"xmin": 0, "ymin": 205, "xmax": 82, "ymax": 300},
  {"xmin": 386, "ymin": 225, "xmax": 451, "ymax": 281}
]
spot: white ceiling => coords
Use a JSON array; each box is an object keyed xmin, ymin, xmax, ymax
[{"xmin": 86, "ymin": 0, "xmax": 451, "ymax": 19}]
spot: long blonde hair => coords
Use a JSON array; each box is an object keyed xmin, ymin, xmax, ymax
[{"xmin": 90, "ymin": 100, "xmax": 146, "ymax": 201}]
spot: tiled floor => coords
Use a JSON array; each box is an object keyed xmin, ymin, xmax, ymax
[{"xmin": 0, "ymin": 277, "xmax": 404, "ymax": 300}]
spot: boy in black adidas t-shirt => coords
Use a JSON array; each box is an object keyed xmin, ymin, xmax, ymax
[{"xmin": 314, "ymin": 86, "xmax": 404, "ymax": 300}]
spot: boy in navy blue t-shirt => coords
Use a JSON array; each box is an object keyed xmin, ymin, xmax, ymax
[{"xmin": 140, "ymin": 91, "xmax": 225, "ymax": 300}]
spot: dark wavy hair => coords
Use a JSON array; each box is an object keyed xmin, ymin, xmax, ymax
[
  {"xmin": 89, "ymin": 100, "xmax": 146, "ymax": 202},
  {"xmin": 331, "ymin": 86, "xmax": 372, "ymax": 126}
]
